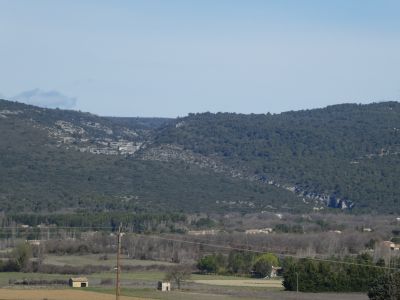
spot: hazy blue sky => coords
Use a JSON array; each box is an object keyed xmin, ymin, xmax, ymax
[{"xmin": 1, "ymin": 0, "xmax": 399, "ymax": 117}]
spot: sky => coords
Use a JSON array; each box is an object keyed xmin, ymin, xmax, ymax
[{"xmin": 1, "ymin": 0, "xmax": 399, "ymax": 117}]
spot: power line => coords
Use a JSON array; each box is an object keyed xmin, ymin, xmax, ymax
[
  {"xmin": 0, "ymin": 226, "xmax": 399, "ymax": 271},
  {"xmin": 0, "ymin": 227, "xmax": 354, "ymax": 262},
  {"xmin": 0, "ymin": 226, "xmax": 116, "ymax": 230},
  {"xmin": 0, "ymin": 226, "xmax": 369, "ymax": 258},
  {"xmin": 133, "ymin": 233, "xmax": 400, "ymax": 272},
  {"xmin": 161, "ymin": 234, "xmax": 296, "ymax": 255}
]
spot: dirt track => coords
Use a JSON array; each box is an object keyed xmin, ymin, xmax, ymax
[
  {"xmin": 0, "ymin": 289, "xmax": 146, "ymax": 300},
  {"xmin": 192, "ymin": 279, "xmax": 283, "ymax": 288}
]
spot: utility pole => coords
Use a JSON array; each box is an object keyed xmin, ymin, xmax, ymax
[
  {"xmin": 116, "ymin": 223, "xmax": 122, "ymax": 300},
  {"xmin": 296, "ymin": 272, "xmax": 299, "ymax": 297}
]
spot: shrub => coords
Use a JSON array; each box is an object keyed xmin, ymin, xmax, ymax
[{"xmin": 368, "ymin": 272, "xmax": 400, "ymax": 300}]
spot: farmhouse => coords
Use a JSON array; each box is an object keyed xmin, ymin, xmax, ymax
[
  {"xmin": 26, "ymin": 240, "xmax": 41, "ymax": 246},
  {"xmin": 382, "ymin": 241, "xmax": 400, "ymax": 251},
  {"xmin": 157, "ymin": 281, "xmax": 171, "ymax": 291},
  {"xmin": 69, "ymin": 277, "xmax": 88, "ymax": 288}
]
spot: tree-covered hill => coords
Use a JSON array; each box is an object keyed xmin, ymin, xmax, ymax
[
  {"xmin": 154, "ymin": 102, "xmax": 400, "ymax": 213},
  {"xmin": 1, "ymin": 99, "xmax": 400, "ymax": 214},
  {"xmin": 0, "ymin": 99, "xmax": 303, "ymax": 214}
]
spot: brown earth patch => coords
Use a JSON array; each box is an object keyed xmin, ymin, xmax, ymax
[{"xmin": 0, "ymin": 288, "xmax": 147, "ymax": 300}]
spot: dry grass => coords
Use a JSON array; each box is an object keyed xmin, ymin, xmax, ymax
[
  {"xmin": 192, "ymin": 279, "xmax": 283, "ymax": 288},
  {"xmin": 43, "ymin": 254, "xmax": 175, "ymax": 267},
  {"xmin": 0, "ymin": 288, "xmax": 147, "ymax": 300},
  {"xmin": 0, "ymin": 286, "xmax": 369, "ymax": 300}
]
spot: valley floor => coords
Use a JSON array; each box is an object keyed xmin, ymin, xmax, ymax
[{"xmin": 0, "ymin": 287, "xmax": 369, "ymax": 300}]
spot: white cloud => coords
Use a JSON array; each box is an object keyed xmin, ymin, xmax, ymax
[{"xmin": 12, "ymin": 88, "xmax": 77, "ymax": 109}]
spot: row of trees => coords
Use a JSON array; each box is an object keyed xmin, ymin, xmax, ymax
[
  {"xmin": 282, "ymin": 253, "xmax": 396, "ymax": 293},
  {"xmin": 197, "ymin": 251, "xmax": 279, "ymax": 278},
  {"xmin": 7, "ymin": 212, "xmax": 187, "ymax": 234},
  {"xmin": 196, "ymin": 251, "xmax": 400, "ymax": 298}
]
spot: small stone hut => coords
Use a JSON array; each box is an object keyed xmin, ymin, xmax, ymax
[
  {"xmin": 69, "ymin": 277, "xmax": 88, "ymax": 288},
  {"xmin": 157, "ymin": 281, "xmax": 171, "ymax": 291}
]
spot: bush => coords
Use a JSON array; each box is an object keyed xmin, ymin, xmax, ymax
[
  {"xmin": 197, "ymin": 254, "xmax": 226, "ymax": 274},
  {"xmin": 12, "ymin": 242, "xmax": 32, "ymax": 271},
  {"xmin": 0, "ymin": 260, "xmax": 20, "ymax": 272},
  {"xmin": 10, "ymin": 278, "xmax": 68, "ymax": 285},
  {"xmin": 252, "ymin": 253, "xmax": 279, "ymax": 278},
  {"xmin": 283, "ymin": 254, "xmax": 386, "ymax": 293},
  {"xmin": 368, "ymin": 272, "xmax": 400, "ymax": 300}
]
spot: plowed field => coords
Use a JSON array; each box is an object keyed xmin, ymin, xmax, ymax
[{"xmin": 0, "ymin": 289, "xmax": 147, "ymax": 300}]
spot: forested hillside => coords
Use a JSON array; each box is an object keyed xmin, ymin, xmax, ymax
[
  {"xmin": 0, "ymin": 99, "xmax": 302, "ymax": 214},
  {"xmin": 1, "ymin": 99, "xmax": 400, "ymax": 214},
  {"xmin": 154, "ymin": 102, "xmax": 400, "ymax": 213}
]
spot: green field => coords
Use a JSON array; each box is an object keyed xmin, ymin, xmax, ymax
[
  {"xmin": 0, "ymin": 270, "xmax": 253, "ymax": 286},
  {"xmin": 0, "ymin": 271, "xmax": 368, "ymax": 300},
  {"xmin": 0, "ymin": 271, "xmax": 159, "ymax": 285},
  {"xmin": 43, "ymin": 254, "xmax": 176, "ymax": 267},
  {"xmin": 0, "ymin": 271, "xmax": 280, "ymax": 300},
  {"xmin": 0, "ymin": 254, "xmax": 367, "ymax": 300}
]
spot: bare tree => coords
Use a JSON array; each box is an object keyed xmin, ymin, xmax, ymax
[{"xmin": 164, "ymin": 265, "xmax": 192, "ymax": 290}]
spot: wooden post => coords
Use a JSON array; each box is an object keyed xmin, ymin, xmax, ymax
[{"xmin": 116, "ymin": 224, "xmax": 122, "ymax": 300}]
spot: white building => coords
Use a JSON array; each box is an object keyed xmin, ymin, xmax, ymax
[{"xmin": 157, "ymin": 281, "xmax": 171, "ymax": 291}]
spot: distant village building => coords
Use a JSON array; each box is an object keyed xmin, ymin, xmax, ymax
[
  {"xmin": 26, "ymin": 240, "xmax": 41, "ymax": 246},
  {"xmin": 157, "ymin": 281, "xmax": 171, "ymax": 291},
  {"xmin": 382, "ymin": 241, "xmax": 400, "ymax": 251},
  {"xmin": 363, "ymin": 228, "xmax": 373, "ymax": 232},
  {"xmin": 69, "ymin": 277, "xmax": 88, "ymax": 288},
  {"xmin": 62, "ymin": 137, "xmax": 75, "ymax": 144},
  {"xmin": 36, "ymin": 223, "xmax": 56, "ymax": 229},
  {"xmin": 245, "ymin": 228, "xmax": 273, "ymax": 235}
]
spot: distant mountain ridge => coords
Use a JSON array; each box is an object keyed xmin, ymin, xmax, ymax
[{"xmin": 1, "ymin": 99, "xmax": 399, "ymax": 214}]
